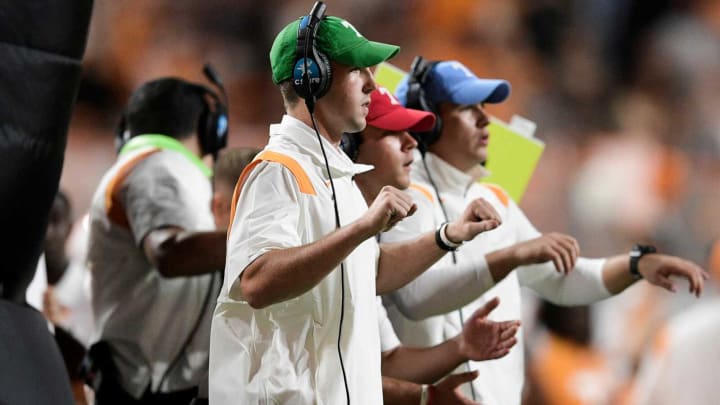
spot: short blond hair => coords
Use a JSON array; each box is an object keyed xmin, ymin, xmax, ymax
[{"xmin": 212, "ymin": 147, "xmax": 261, "ymax": 191}]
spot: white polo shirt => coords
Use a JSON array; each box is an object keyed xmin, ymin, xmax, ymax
[
  {"xmin": 210, "ymin": 115, "xmax": 382, "ymax": 405},
  {"xmin": 383, "ymin": 151, "xmax": 611, "ymax": 405},
  {"xmin": 87, "ymin": 148, "xmax": 218, "ymax": 398},
  {"xmin": 378, "ymin": 297, "xmax": 401, "ymax": 353}
]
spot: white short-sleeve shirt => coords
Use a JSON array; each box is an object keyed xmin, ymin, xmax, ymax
[
  {"xmin": 87, "ymin": 148, "xmax": 218, "ymax": 398},
  {"xmin": 210, "ymin": 115, "xmax": 383, "ymax": 405}
]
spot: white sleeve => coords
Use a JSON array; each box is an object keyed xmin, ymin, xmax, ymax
[
  {"xmin": 386, "ymin": 249, "xmax": 495, "ymax": 320},
  {"xmin": 377, "ymin": 298, "xmax": 401, "ymax": 352},
  {"xmin": 510, "ymin": 199, "xmax": 613, "ymax": 305},
  {"xmin": 124, "ymin": 152, "xmax": 207, "ymax": 245},
  {"xmin": 225, "ymin": 161, "xmax": 303, "ymax": 297},
  {"xmin": 382, "ymin": 187, "xmax": 496, "ymax": 320}
]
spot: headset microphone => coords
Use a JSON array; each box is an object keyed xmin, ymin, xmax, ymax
[{"xmin": 203, "ymin": 63, "xmax": 228, "ymax": 105}]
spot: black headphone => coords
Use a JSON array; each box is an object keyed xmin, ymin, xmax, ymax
[
  {"xmin": 115, "ymin": 63, "xmax": 229, "ymax": 158},
  {"xmin": 292, "ymin": 1, "xmax": 331, "ymax": 113},
  {"xmin": 404, "ymin": 56, "xmax": 442, "ymax": 153},
  {"xmin": 340, "ymin": 132, "xmax": 362, "ymax": 162}
]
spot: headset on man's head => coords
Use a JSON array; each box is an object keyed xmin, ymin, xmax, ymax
[
  {"xmin": 404, "ymin": 56, "xmax": 443, "ymax": 153},
  {"xmin": 115, "ymin": 63, "xmax": 229, "ymax": 158},
  {"xmin": 292, "ymin": 1, "xmax": 331, "ymax": 113}
]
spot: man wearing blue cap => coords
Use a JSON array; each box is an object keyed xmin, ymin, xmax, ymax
[
  {"xmin": 381, "ymin": 57, "xmax": 709, "ymax": 405},
  {"xmin": 208, "ymin": 6, "xmax": 501, "ymax": 404}
]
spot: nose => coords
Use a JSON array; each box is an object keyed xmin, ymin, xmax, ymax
[
  {"xmin": 362, "ymin": 67, "xmax": 377, "ymax": 94},
  {"xmin": 401, "ymin": 131, "xmax": 417, "ymax": 150},
  {"xmin": 476, "ymin": 104, "xmax": 490, "ymax": 129}
]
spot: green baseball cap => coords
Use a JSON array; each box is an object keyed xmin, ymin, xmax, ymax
[{"xmin": 270, "ymin": 16, "xmax": 400, "ymax": 84}]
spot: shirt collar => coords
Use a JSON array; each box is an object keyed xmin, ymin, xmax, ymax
[
  {"xmin": 269, "ymin": 115, "xmax": 373, "ymax": 177},
  {"xmin": 411, "ymin": 150, "xmax": 490, "ymax": 195}
]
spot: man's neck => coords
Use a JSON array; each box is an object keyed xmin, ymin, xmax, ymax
[
  {"xmin": 427, "ymin": 149, "xmax": 479, "ymax": 177},
  {"xmin": 287, "ymin": 102, "xmax": 341, "ymax": 145},
  {"xmin": 180, "ymin": 136, "xmax": 204, "ymax": 159},
  {"xmin": 356, "ymin": 179, "xmax": 378, "ymax": 206}
]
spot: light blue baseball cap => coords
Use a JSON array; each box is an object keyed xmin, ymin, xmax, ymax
[{"xmin": 396, "ymin": 60, "xmax": 510, "ymax": 108}]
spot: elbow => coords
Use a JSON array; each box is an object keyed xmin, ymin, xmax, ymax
[
  {"xmin": 153, "ymin": 253, "xmax": 179, "ymax": 278},
  {"xmin": 399, "ymin": 307, "xmax": 426, "ymax": 322},
  {"xmin": 239, "ymin": 275, "xmax": 271, "ymax": 309}
]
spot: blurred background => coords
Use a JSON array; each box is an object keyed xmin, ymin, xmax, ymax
[{"xmin": 60, "ymin": 1, "xmax": 720, "ymax": 404}]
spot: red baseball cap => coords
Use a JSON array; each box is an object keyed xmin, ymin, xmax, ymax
[{"xmin": 367, "ymin": 87, "xmax": 436, "ymax": 132}]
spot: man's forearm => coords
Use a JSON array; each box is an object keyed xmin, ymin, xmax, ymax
[
  {"xmin": 382, "ymin": 339, "xmax": 464, "ymax": 384},
  {"xmin": 382, "ymin": 376, "xmax": 423, "ymax": 405},
  {"xmin": 486, "ymin": 246, "xmax": 520, "ymax": 283},
  {"xmin": 376, "ymin": 231, "xmax": 446, "ymax": 294},
  {"xmin": 147, "ymin": 229, "xmax": 227, "ymax": 277},
  {"xmin": 239, "ymin": 219, "xmax": 374, "ymax": 308},
  {"xmin": 601, "ymin": 254, "xmax": 635, "ymax": 294}
]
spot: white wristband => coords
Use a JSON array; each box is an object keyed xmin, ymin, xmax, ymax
[
  {"xmin": 440, "ymin": 222, "xmax": 463, "ymax": 249},
  {"xmin": 420, "ymin": 384, "xmax": 429, "ymax": 405}
]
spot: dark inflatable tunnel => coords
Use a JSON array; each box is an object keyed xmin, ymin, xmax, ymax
[{"xmin": 0, "ymin": 1, "xmax": 93, "ymax": 403}]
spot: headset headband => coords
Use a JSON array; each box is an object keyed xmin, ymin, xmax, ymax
[{"xmin": 293, "ymin": 1, "xmax": 330, "ymax": 113}]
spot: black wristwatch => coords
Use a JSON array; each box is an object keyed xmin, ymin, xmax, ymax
[{"xmin": 629, "ymin": 244, "xmax": 657, "ymax": 280}]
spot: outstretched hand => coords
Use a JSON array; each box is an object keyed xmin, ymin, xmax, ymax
[
  {"xmin": 445, "ymin": 198, "xmax": 502, "ymax": 243},
  {"xmin": 433, "ymin": 371, "xmax": 483, "ymax": 405},
  {"xmin": 639, "ymin": 254, "xmax": 709, "ymax": 297},
  {"xmin": 455, "ymin": 297, "xmax": 520, "ymax": 361}
]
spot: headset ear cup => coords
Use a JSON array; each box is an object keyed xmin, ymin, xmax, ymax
[
  {"xmin": 194, "ymin": 84, "xmax": 228, "ymax": 157},
  {"xmin": 405, "ymin": 57, "xmax": 443, "ymax": 151},
  {"xmin": 198, "ymin": 102, "xmax": 213, "ymax": 155},
  {"xmin": 213, "ymin": 105, "xmax": 228, "ymax": 153},
  {"xmin": 293, "ymin": 6, "xmax": 329, "ymax": 103},
  {"xmin": 340, "ymin": 132, "xmax": 360, "ymax": 162},
  {"xmin": 292, "ymin": 58, "xmax": 310, "ymax": 100},
  {"xmin": 314, "ymin": 50, "xmax": 331, "ymax": 99}
]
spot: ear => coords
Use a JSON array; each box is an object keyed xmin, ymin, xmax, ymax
[{"xmin": 211, "ymin": 193, "xmax": 224, "ymax": 219}]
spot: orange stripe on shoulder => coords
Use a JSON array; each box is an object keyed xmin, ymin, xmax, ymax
[
  {"xmin": 104, "ymin": 149, "xmax": 161, "ymax": 228},
  {"xmin": 481, "ymin": 183, "xmax": 510, "ymax": 207},
  {"xmin": 408, "ymin": 183, "xmax": 434, "ymax": 204},
  {"xmin": 227, "ymin": 150, "xmax": 316, "ymax": 237}
]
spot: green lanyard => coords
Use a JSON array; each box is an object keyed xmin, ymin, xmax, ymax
[{"xmin": 118, "ymin": 134, "xmax": 212, "ymax": 177}]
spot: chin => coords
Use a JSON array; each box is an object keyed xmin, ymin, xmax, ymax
[
  {"xmin": 473, "ymin": 150, "xmax": 488, "ymax": 163},
  {"xmin": 347, "ymin": 118, "xmax": 367, "ymax": 133},
  {"xmin": 397, "ymin": 177, "xmax": 410, "ymax": 190}
]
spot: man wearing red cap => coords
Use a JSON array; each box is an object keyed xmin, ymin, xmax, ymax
[{"xmin": 342, "ymin": 87, "xmax": 521, "ymax": 405}]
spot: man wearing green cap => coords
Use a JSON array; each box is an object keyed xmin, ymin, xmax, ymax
[{"xmin": 208, "ymin": 4, "xmax": 501, "ymax": 405}]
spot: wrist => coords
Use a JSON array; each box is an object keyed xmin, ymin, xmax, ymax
[
  {"xmin": 353, "ymin": 216, "xmax": 380, "ymax": 241},
  {"xmin": 450, "ymin": 333, "xmax": 468, "ymax": 361},
  {"xmin": 435, "ymin": 222, "xmax": 463, "ymax": 252},
  {"xmin": 444, "ymin": 222, "xmax": 464, "ymax": 243},
  {"xmin": 420, "ymin": 384, "xmax": 436, "ymax": 405},
  {"xmin": 629, "ymin": 244, "xmax": 657, "ymax": 280}
]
